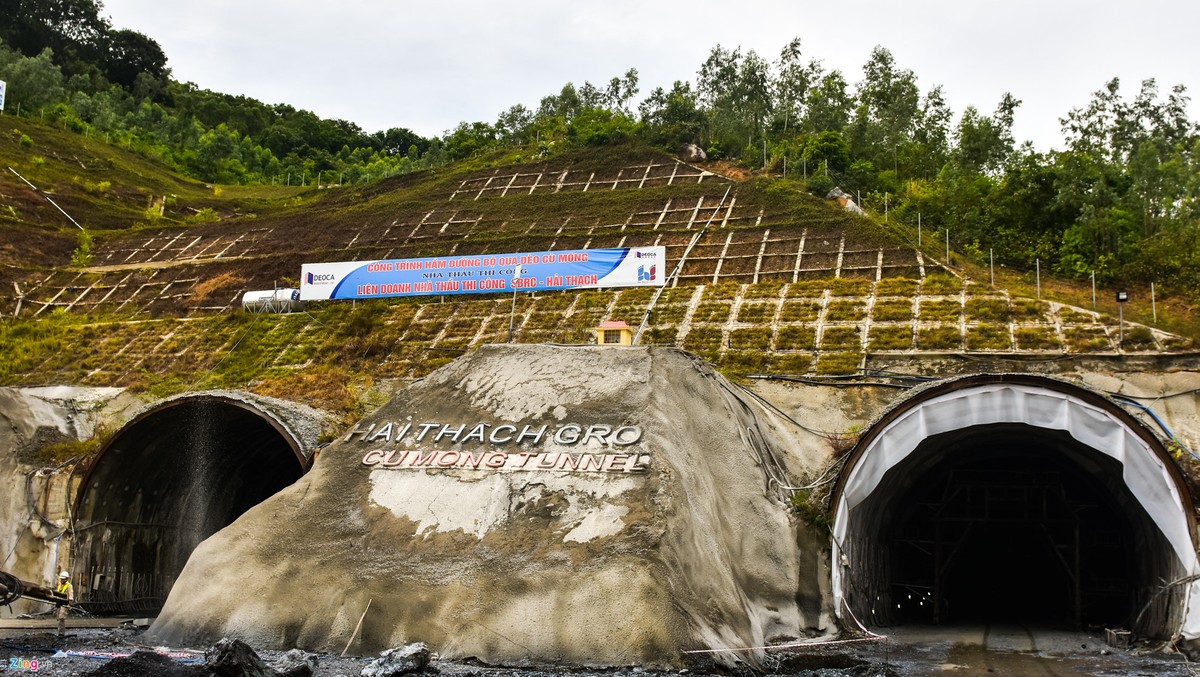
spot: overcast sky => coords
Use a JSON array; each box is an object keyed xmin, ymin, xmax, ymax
[{"xmin": 100, "ymin": 0, "xmax": 1198, "ymax": 151}]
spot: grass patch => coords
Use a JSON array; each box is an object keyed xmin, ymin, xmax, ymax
[
  {"xmin": 872, "ymin": 299, "xmax": 913, "ymax": 322},
  {"xmin": 743, "ymin": 281, "xmax": 785, "ymax": 299},
  {"xmin": 704, "ymin": 282, "xmax": 741, "ymax": 300},
  {"xmin": 776, "ymin": 325, "xmax": 816, "ymax": 350},
  {"xmin": 737, "ymin": 301, "xmax": 776, "ymax": 323},
  {"xmin": 1065, "ymin": 327, "xmax": 1112, "ymax": 352},
  {"xmin": 1015, "ymin": 327, "xmax": 1061, "ymax": 351},
  {"xmin": 730, "ymin": 326, "xmax": 772, "ymax": 351},
  {"xmin": 682, "ymin": 325, "xmax": 723, "ymax": 353},
  {"xmin": 917, "ymin": 325, "xmax": 962, "ymax": 350},
  {"xmin": 869, "ymin": 325, "xmax": 912, "ymax": 351},
  {"xmin": 647, "ymin": 304, "xmax": 687, "ymax": 325},
  {"xmin": 966, "ymin": 324, "xmax": 1011, "ymax": 351},
  {"xmin": 875, "ymin": 278, "xmax": 918, "ymax": 296},
  {"xmin": 816, "ymin": 352, "xmax": 862, "ymax": 376},
  {"xmin": 825, "ymin": 300, "xmax": 865, "ymax": 322},
  {"xmin": 1011, "ymin": 298, "xmax": 1049, "ymax": 322},
  {"xmin": 919, "ymin": 299, "xmax": 961, "ymax": 322},
  {"xmin": 828, "ymin": 277, "xmax": 872, "ymax": 296},
  {"xmin": 820, "ymin": 325, "xmax": 861, "ymax": 350},
  {"xmin": 771, "ymin": 353, "xmax": 812, "ymax": 374},
  {"xmin": 780, "ymin": 301, "xmax": 821, "ymax": 322},
  {"xmin": 788, "ymin": 278, "xmax": 833, "ymax": 298},
  {"xmin": 718, "ymin": 350, "xmax": 770, "ymax": 374},
  {"xmin": 692, "ymin": 299, "xmax": 733, "ymax": 323},
  {"xmin": 922, "ymin": 274, "xmax": 963, "ymax": 295},
  {"xmin": 1059, "ymin": 308, "xmax": 1098, "ymax": 325},
  {"xmin": 1121, "ymin": 326, "xmax": 1157, "ymax": 351},
  {"xmin": 643, "ymin": 326, "xmax": 678, "ymax": 345},
  {"xmin": 965, "ymin": 297, "xmax": 1010, "ymax": 322}
]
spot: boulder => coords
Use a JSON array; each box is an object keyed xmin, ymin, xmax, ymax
[
  {"xmin": 680, "ymin": 143, "xmax": 707, "ymax": 162},
  {"xmin": 361, "ymin": 643, "xmax": 431, "ymax": 676},
  {"xmin": 272, "ymin": 648, "xmax": 319, "ymax": 677},
  {"xmin": 206, "ymin": 637, "xmax": 275, "ymax": 677},
  {"xmin": 150, "ymin": 346, "xmax": 829, "ymax": 668}
]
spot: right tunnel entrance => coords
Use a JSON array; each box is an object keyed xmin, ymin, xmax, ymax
[{"xmin": 832, "ymin": 376, "xmax": 1200, "ymax": 639}]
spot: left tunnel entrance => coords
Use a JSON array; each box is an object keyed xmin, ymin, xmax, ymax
[{"xmin": 74, "ymin": 394, "xmax": 308, "ymax": 614}]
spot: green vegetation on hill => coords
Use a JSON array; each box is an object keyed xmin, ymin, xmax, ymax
[
  {"xmin": 0, "ymin": 4, "xmax": 1197, "ymax": 415},
  {"xmin": 3, "ymin": 5, "xmax": 1198, "ymax": 297}
]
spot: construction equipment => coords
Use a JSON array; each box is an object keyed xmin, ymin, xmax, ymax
[{"xmin": 0, "ymin": 570, "xmax": 70, "ymax": 608}]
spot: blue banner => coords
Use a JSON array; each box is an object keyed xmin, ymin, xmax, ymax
[{"xmin": 300, "ymin": 246, "xmax": 664, "ymax": 300}]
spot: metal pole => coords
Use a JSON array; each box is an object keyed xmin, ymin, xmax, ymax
[
  {"xmin": 1091, "ymin": 271, "xmax": 1096, "ymax": 309},
  {"xmin": 990, "ymin": 249, "xmax": 994, "ymax": 287},
  {"xmin": 508, "ymin": 265, "xmax": 523, "ymax": 342},
  {"xmin": 884, "ymin": 193, "xmax": 888, "ymax": 223},
  {"xmin": 1151, "ymin": 282, "xmax": 1157, "ymax": 321},
  {"xmin": 918, "ymin": 213, "xmax": 922, "ymax": 246},
  {"xmin": 508, "ymin": 288, "xmax": 518, "ymax": 342},
  {"xmin": 1036, "ymin": 258, "xmax": 1041, "ymax": 299},
  {"xmin": 945, "ymin": 229, "xmax": 950, "ymax": 264},
  {"xmin": 1119, "ymin": 302, "xmax": 1124, "ymax": 349}
]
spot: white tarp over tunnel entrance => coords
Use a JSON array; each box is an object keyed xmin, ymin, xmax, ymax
[{"xmin": 832, "ymin": 377, "xmax": 1200, "ymax": 638}]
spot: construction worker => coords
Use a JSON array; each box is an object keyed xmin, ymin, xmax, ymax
[{"xmin": 55, "ymin": 571, "xmax": 73, "ymax": 637}]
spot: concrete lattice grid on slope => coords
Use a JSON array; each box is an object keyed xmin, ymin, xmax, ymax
[{"xmin": 1, "ymin": 158, "xmax": 1194, "ymax": 384}]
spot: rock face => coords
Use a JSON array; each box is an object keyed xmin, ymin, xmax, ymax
[{"xmin": 149, "ymin": 346, "xmax": 830, "ymax": 667}]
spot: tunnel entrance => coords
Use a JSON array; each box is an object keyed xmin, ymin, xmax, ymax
[
  {"xmin": 832, "ymin": 376, "xmax": 1199, "ymax": 639},
  {"xmin": 883, "ymin": 425, "xmax": 1136, "ymax": 628},
  {"xmin": 73, "ymin": 394, "xmax": 308, "ymax": 614}
]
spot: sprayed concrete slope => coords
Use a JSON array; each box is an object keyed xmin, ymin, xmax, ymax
[{"xmin": 149, "ymin": 345, "xmax": 833, "ymax": 666}]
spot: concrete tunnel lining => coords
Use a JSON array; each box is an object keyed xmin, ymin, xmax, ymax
[
  {"xmin": 832, "ymin": 377, "xmax": 1200, "ymax": 638},
  {"xmin": 72, "ymin": 393, "xmax": 310, "ymax": 612}
]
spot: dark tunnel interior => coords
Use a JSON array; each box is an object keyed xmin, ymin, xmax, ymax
[
  {"xmin": 843, "ymin": 423, "xmax": 1185, "ymax": 636},
  {"xmin": 74, "ymin": 397, "xmax": 306, "ymax": 614}
]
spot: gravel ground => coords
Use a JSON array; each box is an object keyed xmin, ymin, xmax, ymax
[
  {"xmin": 0, "ymin": 626, "xmax": 893, "ymax": 677},
  {"xmin": 4, "ymin": 624, "xmax": 1192, "ymax": 676}
]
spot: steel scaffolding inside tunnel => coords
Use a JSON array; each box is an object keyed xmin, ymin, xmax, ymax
[
  {"xmin": 831, "ymin": 375, "xmax": 1199, "ymax": 639},
  {"xmin": 72, "ymin": 393, "xmax": 310, "ymax": 614}
]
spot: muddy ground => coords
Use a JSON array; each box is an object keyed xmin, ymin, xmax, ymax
[{"xmin": 1, "ymin": 624, "xmax": 1197, "ymax": 676}]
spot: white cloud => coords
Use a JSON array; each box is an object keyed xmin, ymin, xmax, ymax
[{"xmin": 102, "ymin": 0, "xmax": 1199, "ymax": 149}]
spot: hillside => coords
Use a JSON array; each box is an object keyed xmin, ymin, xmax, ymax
[{"xmin": 0, "ymin": 118, "xmax": 1194, "ymax": 416}]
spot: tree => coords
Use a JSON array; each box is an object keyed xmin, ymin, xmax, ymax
[
  {"xmin": 102, "ymin": 28, "xmax": 168, "ymax": 90},
  {"xmin": 638, "ymin": 80, "xmax": 705, "ymax": 148},
  {"xmin": 802, "ymin": 70, "xmax": 852, "ymax": 134},
  {"xmin": 773, "ymin": 37, "xmax": 820, "ymax": 133},
  {"xmin": 495, "ymin": 104, "xmax": 533, "ymax": 145},
  {"xmin": 848, "ymin": 46, "xmax": 920, "ymax": 172},
  {"xmin": 0, "ymin": 47, "xmax": 67, "ymax": 111},
  {"xmin": 953, "ymin": 94, "xmax": 1020, "ymax": 176},
  {"xmin": 0, "ymin": 0, "xmax": 109, "ymax": 78}
]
